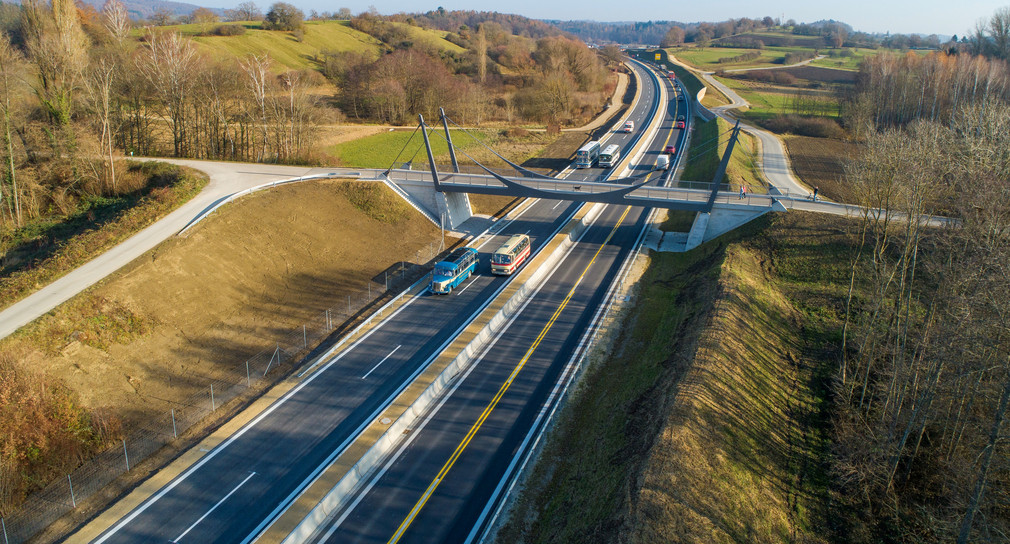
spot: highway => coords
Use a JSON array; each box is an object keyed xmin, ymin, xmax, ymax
[
  {"xmin": 85, "ymin": 59, "xmax": 664, "ymax": 544},
  {"xmin": 305, "ymin": 61, "xmax": 689, "ymax": 544}
]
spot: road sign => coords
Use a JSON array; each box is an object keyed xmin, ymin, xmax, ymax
[{"xmin": 654, "ymin": 53, "xmax": 661, "ymax": 60}]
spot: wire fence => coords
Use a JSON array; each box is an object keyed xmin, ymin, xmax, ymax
[{"xmin": 1, "ymin": 244, "xmax": 445, "ymax": 544}]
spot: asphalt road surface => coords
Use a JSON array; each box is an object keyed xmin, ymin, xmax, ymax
[
  {"xmin": 309, "ymin": 60, "xmax": 689, "ymax": 544},
  {"xmin": 88, "ymin": 60, "xmax": 666, "ymax": 544}
]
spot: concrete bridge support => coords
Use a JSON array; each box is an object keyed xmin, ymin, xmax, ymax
[{"xmin": 684, "ymin": 199, "xmax": 787, "ymax": 251}]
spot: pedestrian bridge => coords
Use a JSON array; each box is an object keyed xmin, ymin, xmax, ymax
[{"xmin": 381, "ymin": 112, "xmax": 790, "ymax": 250}]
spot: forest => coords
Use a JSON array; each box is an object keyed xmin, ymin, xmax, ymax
[
  {"xmin": 836, "ymin": 8, "xmax": 1010, "ymax": 541},
  {"xmin": 0, "ymin": 1, "xmax": 613, "ymax": 234}
]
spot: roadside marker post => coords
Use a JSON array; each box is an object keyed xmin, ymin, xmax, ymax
[
  {"xmin": 68, "ymin": 475, "xmax": 76, "ymax": 508},
  {"xmin": 123, "ymin": 440, "xmax": 130, "ymax": 471}
]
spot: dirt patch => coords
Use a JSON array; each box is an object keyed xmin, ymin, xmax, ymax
[
  {"xmin": 784, "ymin": 135, "xmax": 861, "ymax": 202},
  {"xmin": 2, "ymin": 179, "xmax": 441, "ymax": 429},
  {"xmin": 780, "ymin": 65, "xmax": 857, "ymax": 84},
  {"xmin": 314, "ymin": 125, "xmax": 387, "ymax": 149}
]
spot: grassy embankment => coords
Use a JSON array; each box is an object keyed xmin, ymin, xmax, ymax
[
  {"xmin": 0, "ymin": 178, "xmax": 444, "ymax": 515},
  {"xmin": 680, "ymin": 116, "xmax": 762, "ymax": 192},
  {"xmin": 498, "ymin": 211, "xmax": 851, "ymax": 543},
  {"xmin": 0, "ymin": 162, "xmax": 207, "ymax": 311}
]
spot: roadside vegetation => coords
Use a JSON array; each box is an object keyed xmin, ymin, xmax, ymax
[
  {"xmin": 0, "ymin": 162, "xmax": 207, "ymax": 310},
  {"xmin": 680, "ymin": 117, "xmax": 762, "ymax": 192},
  {"xmin": 497, "ymin": 212, "xmax": 842, "ymax": 543}
]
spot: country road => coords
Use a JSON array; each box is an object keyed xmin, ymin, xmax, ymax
[{"xmin": 668, "ymin": 55, "xmax": 814, "ymax": 197}]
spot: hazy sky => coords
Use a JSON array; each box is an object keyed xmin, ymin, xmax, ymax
[{"xmin": 201, "ymin": 0, "xmax": 1007, "ymax": 36}]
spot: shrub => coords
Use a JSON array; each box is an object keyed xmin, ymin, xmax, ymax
[
  {"xmin": 212, "ymin": 24, "xmax": 246, "ymax": 36},
  {"xmin": 763, "ymin": 114, "xmax": 845, "ymax": 138}
]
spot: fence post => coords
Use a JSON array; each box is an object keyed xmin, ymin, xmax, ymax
[
  {"xmin": 348, "ymin": 295, "xmax": 351, "ymax": 314},
  {"xmin": 210, "ymin": 384, "xmax": 216, "ymax": 411},
  {"xmin": 123, "ymin": 439, "xmax": 130, "ymax": 471},
  {"xmin": 385, "ymin": 272, "xmax": 388, "ymax": 291},
  {"xmin": 246, "ymin": 361, "xmax": 251, "ymax": 387},
  {"xmin": 264, "ymin": 345, "xmax": 278, "ymax": 377},
  {"xmin": 303, "ymin": 325, "xmax": 307, "ymax": 348},
  {"xmin": 368, "ymin": 282, "xmax": 371, "ymax": 298},
  {"xmin": 68, "ymin": 475, "xmax": 76, "ymax": 508},
  {"xmin": 171, "ymin": 409, "xmax": 178, "ymax": 439},
  {"xmin": 3, "ymin": 516, "xmax": 9, "ymax": 544}
]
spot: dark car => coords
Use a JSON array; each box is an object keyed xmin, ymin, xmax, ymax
[
  {"xmin": 677, "ymin": 114, "xmax": 685, "ymax": 121},
  {"xmin": 675, "ymin": 120, "xmax": 686, "ymax": 129},
  {"xmin": 663, "ymin": 145, "xmax": 676, "ymax": 154},
  {"xmin": 677, "ymin": 94, "xmax": 685, "ymax": 102}
]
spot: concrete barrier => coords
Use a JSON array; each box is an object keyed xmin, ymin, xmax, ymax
[{"xmin": 282, "ymin": 201, "xmax": 606, "ymax": 544}]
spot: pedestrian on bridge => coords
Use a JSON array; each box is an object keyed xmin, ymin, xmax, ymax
[
  {"xmin": 739, "ymin": 185, "xmax": 747, "ymax": 199},
  {"xmin": 813, "ymin": 186, "xmax": 819, "ymax": 201}
]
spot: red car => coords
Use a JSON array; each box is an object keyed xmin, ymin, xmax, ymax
[
  {"xmin": 663, "ymin": 145, "xmax": 676, "ymax": 154},
  {"xmin": 675, "ymin": 120, "xmax": 686, "ymax": 129}
]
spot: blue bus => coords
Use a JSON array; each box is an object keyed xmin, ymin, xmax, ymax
[{"xmin": 431, "ymin": 247, "xmax": 479, "ymax": 294}]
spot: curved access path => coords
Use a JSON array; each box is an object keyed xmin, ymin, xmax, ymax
[
  {"xmin": 0, "ymin": 161, "xmax": 358, "ymax": 341},
  {"xmin": 721, "ymin": 54, "xmax": 826, "ymax": 73},
  {"xmin": 669, "ymin": 55, "xmax": 813, "ymax": 198}
]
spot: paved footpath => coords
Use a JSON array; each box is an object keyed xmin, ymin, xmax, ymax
[
  {"xmin": 0, "ymin": 161, "xmax": 358, "ymax": 340},
  {"xmin": 669, "ymin": 55, "xmax": 813, "ymax": 197}
]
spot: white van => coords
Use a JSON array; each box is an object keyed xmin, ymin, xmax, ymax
[
  {"xmin": 622, "ymin": 121, "xmax": 634, "ymax": 133},
  {"xmin": 656, "ymin": 155, "xmax": 669, "ymax": 170}
]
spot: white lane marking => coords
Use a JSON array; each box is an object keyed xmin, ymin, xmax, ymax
[
  {"xmin": 171, "ymin": 472, "xmax": 256, "ymax": 543},
  {"xmin": 316, "ymin": 207, "xmax": 597, "ymax": 540},
  {"xmin": 455, "ymin": 277, "xmax": 478, "ymax": 296},
  {"xmin": 361, "ymin": 345, "xmax": 403, "ymax": 380},
  {"xmin": 551, "ymin": 201, "xmax": 562, "ymax": 210}
]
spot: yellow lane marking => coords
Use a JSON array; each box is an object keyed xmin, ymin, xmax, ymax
[{"xmin": 386, "ymin": 205, "xmax": 634, "ymax": 544}]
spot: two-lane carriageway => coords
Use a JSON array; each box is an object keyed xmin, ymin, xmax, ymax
[
  {"xmin": 84, "ymin": 59, "xmax": 665, "ymax": 544},
  {"xmin": 306, "ymin": 58, "xmax": 690, "ymax": 544}
]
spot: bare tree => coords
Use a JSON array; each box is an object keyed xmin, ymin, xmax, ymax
[
  {"xmin": 85, "ymin": 55, "xmax": 118, "ymax": 191},
  {"xmin": 138, "ymin": 30, "xmax": 197, "ymax": 156},
  {"xmin": 239, "ymin": 53, "xmax": 270, "ymax": 160},
  {"xmin": 21, "ymin": 0, "xmax": 89, "ymax": 128},
  {"xmin": 0, "ymin": 36, "xmax": 23, "ymax": 227},
  {"xmin": 101, "ymin": 0, "xmax": 131, "ymax": 43},
  {"xmin": 227, "ymin": 1, "xmax": 262, "ymax": 22}
]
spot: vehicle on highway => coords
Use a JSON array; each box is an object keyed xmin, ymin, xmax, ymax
[
  {"xmin": 491, "ymin": 234, "xmax": 531, "ymax": 275},
  {"xmin": 677, "ymin": 114, "xmax": 685, "ymax": 121},
  {"xmin": 664, "ymin": 144, "xmax": 676, "ymax": 154},
  {"xmin": 431, "ymin": 247, "xmax": 478, "ymax": 294},
  {"xmin": 677, "ymin": 94, "xmax": 685, "ymax": 102},
  {"xmin": 575, "ymin": 140, "xmax": 601, "ymax": 168},
  {"xmin": 622, "ymin": 120, "xmax": 634, "ymax": 133},
  {"xmin": 656, "ymin": 155, "xmax": 670, "ymax": 170},
  {"xmin": 675, "ymin": 120, "xmax": 686, "ymax": 129},
  {"xmin": 599, "ymin": 144, "xmax": 621, "ymax": 168}
]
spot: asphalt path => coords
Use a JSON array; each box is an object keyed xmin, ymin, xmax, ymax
[
  {"xmin": 87, "ymin": 61, "xmax": 663, "ymax": 544},
  {"xmin": 313, "ymin": 61, "xmax": 688, "ymax": 544}
]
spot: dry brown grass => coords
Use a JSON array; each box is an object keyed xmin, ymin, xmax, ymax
[
  {"xmin": 0, "ymin": 179, "xmax": 443, "ymax": 513},
  {"xmin": 631, "ymin": 242, "xmax": 828, "ymax": 543},
  {"xmin": 784, "ymin": 135, "xmax": 861, "ymax": 203}
]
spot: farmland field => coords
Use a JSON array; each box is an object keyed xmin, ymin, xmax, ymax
[{"xmin": 784, "ymin": 135, "xmax": 861, "ymax": 202}]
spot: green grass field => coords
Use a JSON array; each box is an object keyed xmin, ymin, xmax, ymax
[
  {"xmin": 681, "ymin": 117, "xmax": 763, "ymax": 191},
  {"xmin": 672, "ymin": 45, "xmax": 817, "ymax": 70},
  {"xmin": 389, "ymin": 22, "xmax": 467, "ymax": 54},
  {"xmin": 715, "ymin": 76, "xmax": 841, "ymax": 121},
  {"xmin": 183, "ymin": 21, "xmax": 379, "ymax": 71}
]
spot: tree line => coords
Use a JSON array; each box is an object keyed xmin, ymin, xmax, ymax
[{"xmin": 837, "ymin": 8, "xmax": 1010, "ymax": 538}]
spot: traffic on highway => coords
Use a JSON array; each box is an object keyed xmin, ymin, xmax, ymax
[{"xmin": 85, "ymin": 56, "xmax": 685, "ymax": 544}]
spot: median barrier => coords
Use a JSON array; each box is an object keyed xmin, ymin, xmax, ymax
[{"xmin": 282, "ymin": 201, "xmax": 606, "ymax": 544}]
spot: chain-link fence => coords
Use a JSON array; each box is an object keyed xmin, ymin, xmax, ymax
[{"xmin": 1, "ymin": 245, "xmax": 446, "ymax": 544}]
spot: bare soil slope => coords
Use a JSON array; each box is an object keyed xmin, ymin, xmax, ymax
[{"xmin": 4, "ymin": 180, "xmax": 441, "ymax": 425}]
